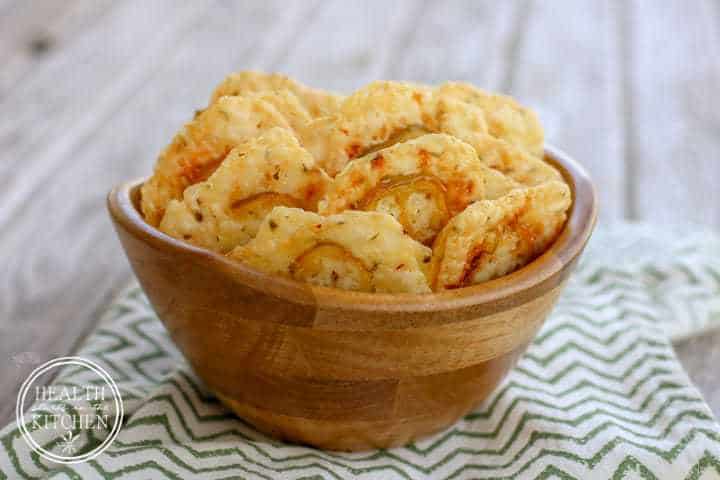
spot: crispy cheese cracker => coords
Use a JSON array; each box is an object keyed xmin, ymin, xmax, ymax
[
  {"xmin": 434, "ymin": 94, "xmax": 488, "ymax": 146},
  {"xmin": 433, "ymin": 91, "xmax": 557, "ymax": 185},
  {"xmin": 303, "ymin": 81, "xmax": 435, "ymax": 176},
  {"xmin": 158, "ymin": 128, "xmax": 330, "ymax": 252},
  {"xmin": 320, "ymin": 134, "xmax": 519, "ymax": 244},
  {"xmin": 303, "ymin": 80, "xmax": 545, "ymax": 177},
  {"xmin": 248, "ymin": 89, "xmax": 313, "ymax": 136},
  {"xmin": 230, "ymin": 207, "xmax": 432, "ymax": 293},
  {"xmin": 141, "ymin": 92, "xmax": 308, "ymax": 226},
  {"xmin": 431, "ymin": 181, "xmax": 571, "ymax": 290},
  {"xmin": 435, "ymin": 82, "xmax": 544, "ymax": 156},
  {"xmin": 468, "ymin": 134, "xmax": 562, "ymax": 186},
  {"xmin": 210, "ymin": 71, "xmax": 343, "ymax": 117}
]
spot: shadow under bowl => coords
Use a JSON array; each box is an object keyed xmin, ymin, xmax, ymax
[{"xmin": 107, "ymin": 146, "xmax": 597, "ymax": 451}]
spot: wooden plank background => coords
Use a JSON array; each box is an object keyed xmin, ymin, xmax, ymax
[{"xmin": 1, "ymin": 0, "xmax": 719, "ymax": 426}]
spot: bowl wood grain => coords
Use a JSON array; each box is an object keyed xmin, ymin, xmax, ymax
[{"xmin": 108, "ymin": 146, "xmax": 596, "ymax": 451}]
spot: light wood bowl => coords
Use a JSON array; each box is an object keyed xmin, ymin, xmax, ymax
[{"xmin": 108, "ymin": 146, "xmax": 596, "ymax": 451}]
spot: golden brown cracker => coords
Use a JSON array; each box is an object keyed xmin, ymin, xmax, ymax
[
  {"xmin": 158, "ymin": 128, "xmax": 330, "ymax": 252},
  {"xmin": 431, "ymin": 181, "xmax": 571, "ymax": 290},
  {"xmin": 230, "ymin": 207, "xmax": 433, "ymax": 293},
  {"xmin": 141, "ymin": 92, "xmax": 307, "ymax": 225},
  {"xmin": 210, "ymin": 70, "xmax": 343, "ymax": 117},
  {"xmin": 320, "ymin": 134, "xmax": 519, "ymax": 244},
  {"xmin": 435, "ymin": 82, "xmax": 544, "ymax": 156}
]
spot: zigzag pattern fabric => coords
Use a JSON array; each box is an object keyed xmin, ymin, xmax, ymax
[{"xmin": 1, "ymin": 223, "xmax": 719, "ymax": 479}]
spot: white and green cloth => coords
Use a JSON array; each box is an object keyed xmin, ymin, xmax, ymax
[{"xmin": 2, "ymin": 223, "xmax": 720, "ymax": 479}]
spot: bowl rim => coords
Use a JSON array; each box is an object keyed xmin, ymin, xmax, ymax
[{"xmin": 108, "ymin": 145, "xmax": 597, "ymax": 313}]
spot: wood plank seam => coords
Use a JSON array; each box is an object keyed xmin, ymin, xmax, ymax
[
  {"xmin": 383, "ymin": 0, "xmax": 433, "ymax": 79},
  {"xmin": 268, "ymin": 0, "xmax": 325, "ymax": 70},
  {"xmin": 618, "ymin": 0, "xmax": 637, "ymax": 220},
  {"xmin": 500, "ymin": 0, "xmax": 533, "ymax": 94}
]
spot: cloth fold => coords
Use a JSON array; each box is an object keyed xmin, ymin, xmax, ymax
[{"xmin": 2, "ymin": 222, "xmax": 719, "ymax": 479}]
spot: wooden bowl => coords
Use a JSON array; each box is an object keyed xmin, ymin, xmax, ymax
[{"xmin": 107, "ymin": 146, "xmax": 596, "ymax": 451}]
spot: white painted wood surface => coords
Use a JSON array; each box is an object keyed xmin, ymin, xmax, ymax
[
  {"xmin": 0, "ymin": 0, "xmax": 718, "ymax": 424},
  {"xmin": 628, "ymin": 0, "xmax": 720, "ymax": 225}
]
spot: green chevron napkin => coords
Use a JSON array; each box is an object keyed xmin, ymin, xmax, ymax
[{"xmin": 2, "ymin": 223, "xmax": 720, "ymax": 479}]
